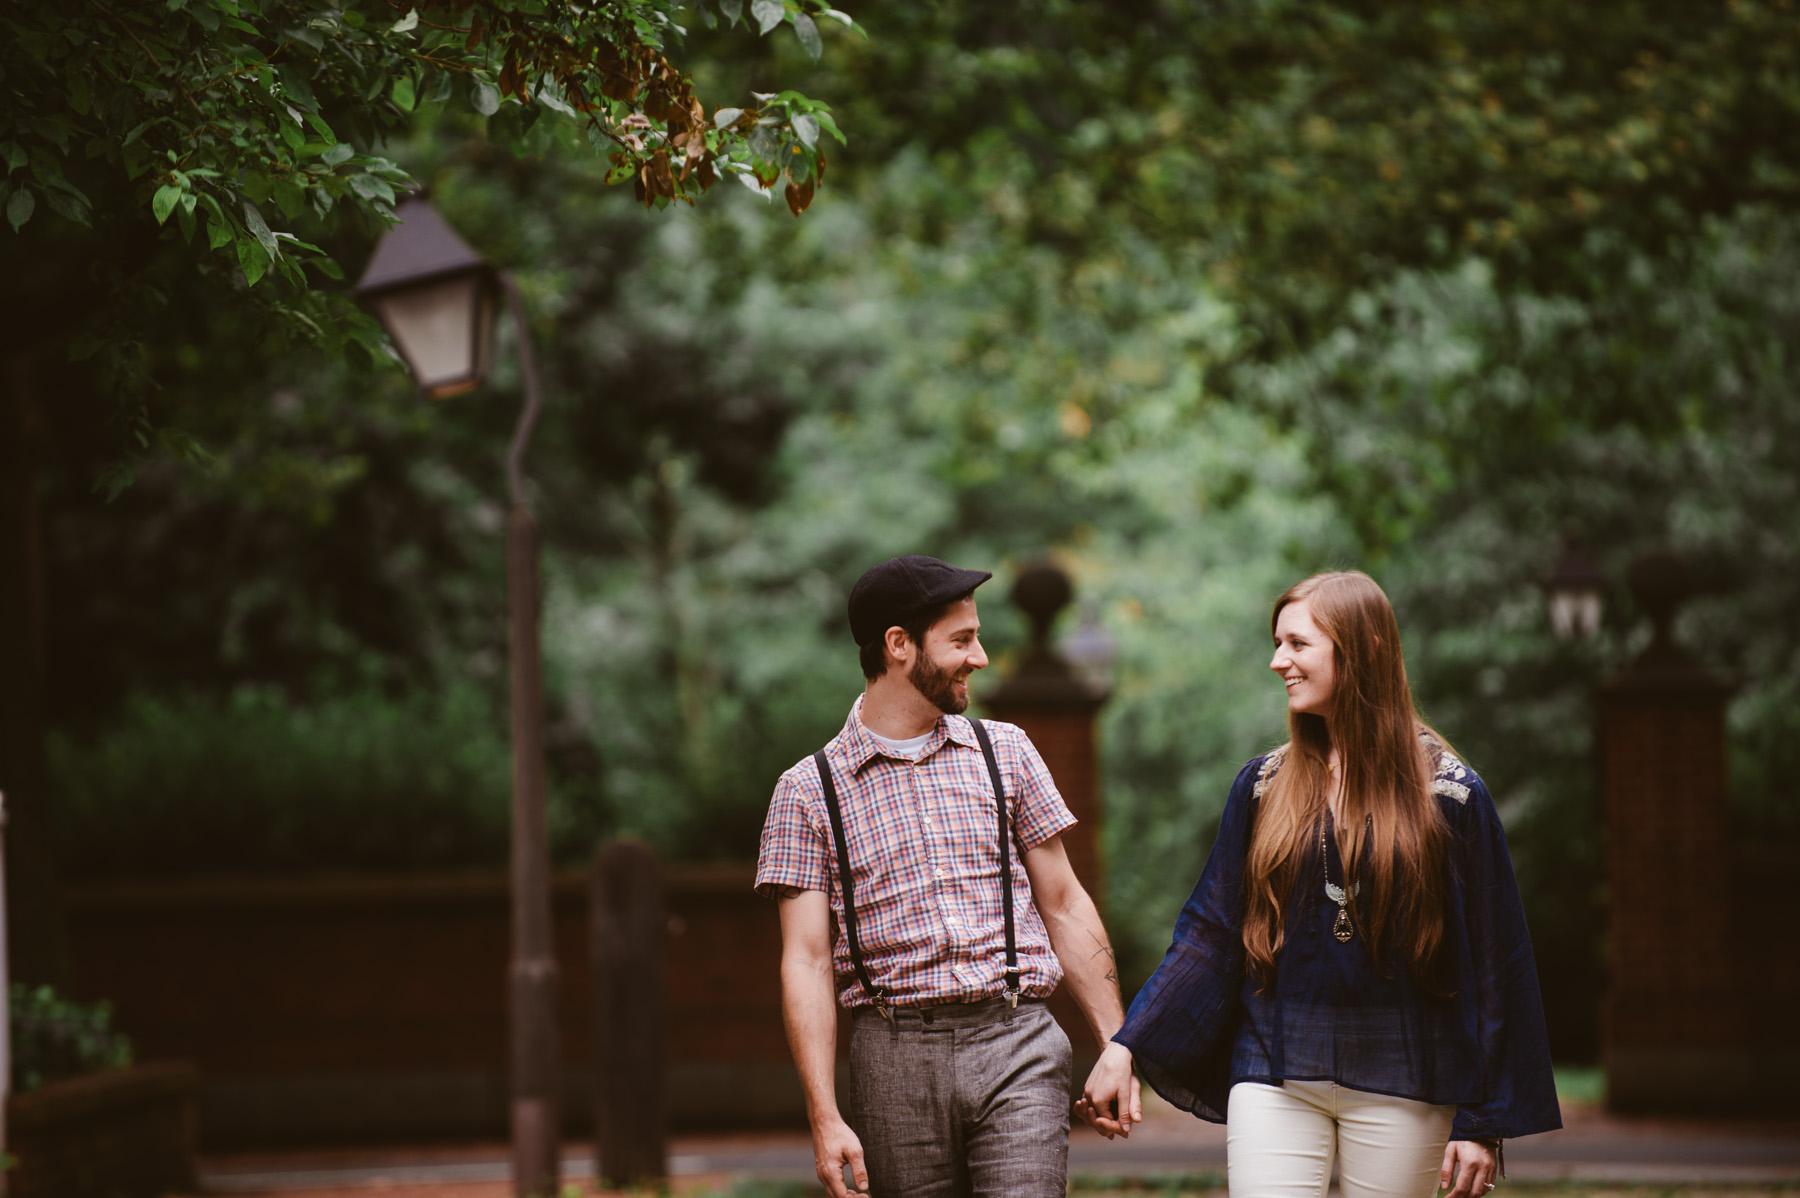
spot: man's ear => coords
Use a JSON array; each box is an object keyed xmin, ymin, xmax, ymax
[{"xmin": 883, "ymin": 625, "xmax": 913, "ymax": 671}]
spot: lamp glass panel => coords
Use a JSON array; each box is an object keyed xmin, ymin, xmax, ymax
[
  {"xmin": 375, "ymin": 273, "xmax": 485, "ymax": 392},
  {"xmin": 1550, "ymin": 587, "xmax": 1603, "ymax": 640}
]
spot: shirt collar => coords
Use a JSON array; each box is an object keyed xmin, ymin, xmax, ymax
[{"xmin": 833, "ymin": 693, "xmax": 981, "ymax": 774}]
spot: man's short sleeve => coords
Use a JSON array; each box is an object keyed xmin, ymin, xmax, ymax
[
  {"xmin": 1002, "ymin": 725, "xmax": 1078, "ymax": 852},
  {"xmin": 754, "ymin": 765, "xmax": 833, "ymax": 899}
]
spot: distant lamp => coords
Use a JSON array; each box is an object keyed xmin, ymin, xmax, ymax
[
  {"xmin": 1547, "ymin": 539, "xmax": 1607, "ymax": 641},
  {"xmin": 355, "ymin": 196, "xmax": 496, "ymax": 398},
  {"xmin": 1060, "ymin": 603, "xmax": 1117, "ymax": 692}
]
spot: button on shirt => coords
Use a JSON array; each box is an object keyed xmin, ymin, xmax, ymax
[{"xmin": 755, "ymin": 696, "xmax": 1077, "ymax": 1009}]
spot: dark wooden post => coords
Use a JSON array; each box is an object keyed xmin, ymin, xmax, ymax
[
  {"xmin": 591, "ymin": 838, "xmax": 666, "ymax": 1187},
  {"xmin": 1597, "ymin": 552, "xmax": 1746, "ymax": 1112},
  {"xmin": 980, "ymin": 561, "xmax": 1110, "ymax": 1057},
  {"xmin": 0, "ymin": 356, "xmax": 68, "ymax": 993}
]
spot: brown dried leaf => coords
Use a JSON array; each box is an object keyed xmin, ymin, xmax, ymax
[
  {"xmin": 649, "ymin": 149, "xmax": 675, "ymax": 197},
  {"xmin": 696, "ymin": 156, "xmax": 716, "ymax": 193},
  {"xmin": 785, "ymin": 177, "xmax": 815, "ymax": 216},
  {"xmin": 464, "ymin": 10, "xmax": 484, "ymax": 51}
]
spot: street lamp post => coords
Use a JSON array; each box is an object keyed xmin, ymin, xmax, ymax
[{"xmin": 357, "ymin": 198, "xmax": 559, "ymax": 1198}]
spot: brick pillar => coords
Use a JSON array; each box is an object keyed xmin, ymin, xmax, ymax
[
  {"xmin": 979, "ymin": 562, "xmax": 1109, "ymax": 1056},
  {"xmin": 1598, "ymin": 553, "xmax": 1746, "ymax": 1112}
]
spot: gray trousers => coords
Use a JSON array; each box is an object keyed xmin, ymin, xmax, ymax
[{"xmin": 847, "ymin": 998, "xmax": 1072, "ymax": 1198}]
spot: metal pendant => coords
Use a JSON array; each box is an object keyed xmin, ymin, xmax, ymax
[{"xmin": 1332, "ymin": 904, "xmax": 1355, "ymax": 943}]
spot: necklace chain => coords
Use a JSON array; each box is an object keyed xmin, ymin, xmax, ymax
[{"xmin": 1322, "ymin": 814, "xmax": 1358, "ymax": 944}]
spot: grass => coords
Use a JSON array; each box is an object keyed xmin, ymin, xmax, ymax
[{"xmin": 1554, "ymin": 1065, "xmax": 1607, "ymax": 1107}]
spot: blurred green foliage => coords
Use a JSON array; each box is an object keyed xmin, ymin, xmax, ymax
[
  {"xmin": 29, "ymin": 1, "xmax": 1800, "ymax": 1067},
  {"xmin": 8, "ymin": 984, "xmax": 133, "ymax": 1093}
]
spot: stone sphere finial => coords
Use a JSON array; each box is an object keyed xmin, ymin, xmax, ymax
[{"xmin": 1011, "ymin": 560, "xmax": 1073, "ymax": 650}]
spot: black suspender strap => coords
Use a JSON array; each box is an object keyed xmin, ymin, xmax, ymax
[
  {"xmin": 969, "ymin": 718, "xmax": 1022, "ymax": 1007},
  {"xmin": 814, "ymin": 751, "xmax": 890, "ymax": 1021},
  {"xmin": 815, "ymin": 720, "xmax": 1020, "ymax": 1018}
]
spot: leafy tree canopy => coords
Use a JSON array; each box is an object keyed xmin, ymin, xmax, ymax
[{"xmin": 1, "ymin": 0, "xmax": 856, "ymax": 480}]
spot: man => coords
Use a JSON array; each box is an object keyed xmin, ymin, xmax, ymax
[{"xmin": 755, "ymin": 554, "xmax": 1142, "ymax": 1198}]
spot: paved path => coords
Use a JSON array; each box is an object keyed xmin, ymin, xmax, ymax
[{"xmin": 195, "ymin": 1100, "xmax": 1800, "ymax": 1195}]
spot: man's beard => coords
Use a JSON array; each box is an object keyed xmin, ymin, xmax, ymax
[{"xmin": 909, "ymin": 652, "xmax": 969, "ymax": 715}]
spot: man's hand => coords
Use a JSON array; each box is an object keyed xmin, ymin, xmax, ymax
[
  {"xmin": 1078, "ymin": 1040, "xmax": 1142, "ymax": 1139},
  {"xmin": 1439, "ymin": 1139, "xmax": 1498, "ymax": 1198},
  {"xmin": 812, "ymin": 1113, "xmax": 870, "ymax": 1198}
]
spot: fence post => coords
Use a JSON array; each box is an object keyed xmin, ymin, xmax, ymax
[
  {"xmin": 590, "ymin": 838, "xmax": 666, "ymax": 1187},
  {"xmin": 1596, "ymin": 553, "xmax": 1746, "ymax": 1111}
]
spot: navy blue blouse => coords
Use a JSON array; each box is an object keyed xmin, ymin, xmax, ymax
[{"xmin": 1114, "ymin": 745, "xmax": 1562, "ymax": 1141}]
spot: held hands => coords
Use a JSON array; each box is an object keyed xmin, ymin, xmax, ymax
[
  {"xmin": 1440, "ymin": 1140, "xmax": 1498, "ymax": 1198},
  {"xmin": 1078, "ymin": 1041, "xmax": 1143, "ymax": 1139},
  {"xmin": 813, "ymin": 1115, "xmax": 870, "ymax": 1198}
]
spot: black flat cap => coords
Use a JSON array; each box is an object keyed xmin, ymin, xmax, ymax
[{"xmin": 849, "ymin": 555, "xmax": 993, "ymax": 647}]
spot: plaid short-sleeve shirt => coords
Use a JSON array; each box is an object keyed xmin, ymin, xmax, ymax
[{"xmin": 755, "ymin": 695, "xmax": 1078, "ymax": 1009}]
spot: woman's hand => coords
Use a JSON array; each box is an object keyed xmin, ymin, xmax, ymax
[
  {"xmin": 1077, "ymin": 1041, "xmax": 1142, "ymax": 1139},
  {"xmin": 1439, "ymin": 1139, "xmax": 1498, "ymax": 1198}
]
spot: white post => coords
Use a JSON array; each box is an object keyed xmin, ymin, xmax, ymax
[{"xmin": 1, "ymin": 789, "xmax": 11, "ymax": 1197}]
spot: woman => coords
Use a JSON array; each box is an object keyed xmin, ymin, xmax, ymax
[{"xmin": 1082, "ymin": 571, "xmax": 1560, "ymax": 1198}]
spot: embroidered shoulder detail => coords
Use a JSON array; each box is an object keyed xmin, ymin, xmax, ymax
[
  {"xmin": 1432, "ymin": 777, "xmax": 1471, "ymax": 803},
  {"xmin": 1420, "ymin": 733, "xmax": 1473, "ymax": 804},
  {"xmin": 1253, "ymin": 745, "xmax": 1289, "ymax": 801}
]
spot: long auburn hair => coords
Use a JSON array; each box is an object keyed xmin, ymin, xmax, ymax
[{"xmin": 1242, "ymin": 571, "xmax": 1453, "ymax": 990}]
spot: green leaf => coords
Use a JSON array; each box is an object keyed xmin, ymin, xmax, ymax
[
  {"xmin": 472, "ymin": 79, "xmax": 500, "ymax": 116},
  {"xmin": 305, "ymin": 112, "xmax": 336, "ymax": 143},
  {"xmin": 272, "ymin": 179, "xmax": 305, "ymax": 218},
  {"xmin": 350, "ymin": 173, "xmax": 396, "ymax": 204},
  {"xmin": 176, "ymin": 204, "xmax": 197, "ymax": 243},
  {"xmin": 279, "ymin": 117, "xmax": 305, "ymax": 151},
  {"xmin": 277, "ymin": 66, "xmax": 316, "ymax": 111},
  {"xmin": 751, "ymin": 0, "xmax": 783, "ymax": 35},
  {"xmin": 321, "ymin": 142, "xmax": 353, "ymax": 167},
  {"xmin": 429, "ymin": 70, "xmax": 453, "ymax": 103},
  {"xmin": 793, "ymin": 112, "xmax": 819, "ymax": 148},
  {"xmin": 715, "ymin": 0, "xmax": 743, "ymax": 24},
  {"xmin": 241, "ymin": 200, "xmax": 278, "ymax": 257},
  {"xmin": 308, "ymin": 256, "xmax": 346, "ymax": 281},
  {"xmin": 207, "ymin": 217, "xmax": 233, "ymax": 249},
  {"xmin": 392, "ymin": 8, "xmax": 418, "ymax": 33},
  {"xmin": 6, "ymin": 187, "xmax": 34, "ymax": 231},
  {"xmin": 1, "ymin": 142, "xmax": 25, "ymax": 173},
  {"xmin": 792, "ymin": 12, "xmax": 821, "ymax": 61},
  {"xmin": 391, "ymin": 76, "xmax": 416, "ymax": 112},
  {"xmin": 152, "ymin": 183, "xmax": 182, "ymax": 225},
  {"xmin": 237, "ymin": 233, "xmax": 268, "ymax": 285},
  {"xmin": 714, "ymin": 107, "xmax": 744, "ymax": 128}
]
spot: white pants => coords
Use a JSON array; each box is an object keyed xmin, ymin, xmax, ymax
[{"xmin": 1227, "ymin": 1080, "xmax": 1455, "ymax": 1198}]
